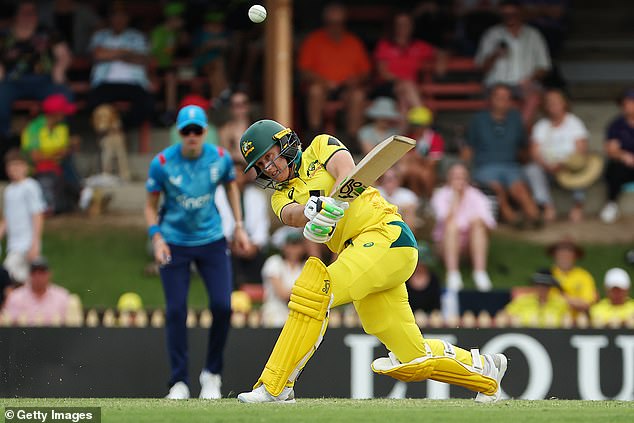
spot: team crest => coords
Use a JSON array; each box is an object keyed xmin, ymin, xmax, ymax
[
  {"xmin": 241, "ymin": 140, "xmax": 255, "ymax": 158},
  {"xmin": 306, "ymin": 160, "xmax": 323, "ymax": 178}
]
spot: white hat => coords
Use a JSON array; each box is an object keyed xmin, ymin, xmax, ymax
[
  {"xmin": 604, "ymin": 268, "xmax": 631, "ymax": 290},
  {"xmin": 365, "ymin": 97, "xmax": 400, "ymax": 120}
]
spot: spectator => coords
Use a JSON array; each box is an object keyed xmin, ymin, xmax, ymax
[
  {"xmin": 401, "ymin": 106, "xmax": 445, "ymax": 198},
  {"xmin": 216, "ymin": 160, "xmax": 270, "ymax": 288},
  {"xmin": 193, "ymin": 11, "xmax": 230, "ymax": 107},
  {"xmin": 0, "ymin": 256, "xmax": 73, "ymax": 326},
  {"xmin": 600, "ymin": 89, "xmax": 634, "ymax": 224},
  {"xmin": 0, "ymin": 149, "xmax": 45, "ymax": 284},
  {"xmin": 503, "ymin": 268, "xmax": 570, "ymax": 327},
  {"xmin": 260, "ymin": 230, "xmax": 307, "ymax": 328},
  {"xmin": 21, "ymin": 93, "xmax": 81, "ymax": 214},
  {"xmin": 547, "ymin": 238, "xmax": 598, "ymax": 317},
  {"xmin": 454, "ymin": 0, "xmax": 501, "ymax": 56},
  {"xmin": 406, "ymin": 241, "xmax": 441, "ymax": 314},
  {"xmin": 39, "ymin": 0, "xmax": 102, "ymax": 56},
  {"xmin": 374, "ymin": 11, "xmax": 446, "ymax": 115},
  {"xmin": 524, "ymin": 89, "xmax": 596, "ymax": 222},
  {"xmin": 377, "ymin": 167, "xmax": 419, "ymax": 232},
  {"xmin": 412, "ymin": 0, "xmax": 457, "ymax": 51},
  {"xmin": 297, "ymin": 2, "xmax": 371, "ymax": 141},
  {"xmin": 475, "ymin": 0, "xmax": 551, "ymax": 126},
  {"xmin": 357, "ymin": 97, "xmax": 401, "ymax": 156},
  {"xmin": 0, "ymin": 1, "xmax": 73, "ymax": 143},
  {"xmin": 462, "ymin": 84, "xmax": 541, "ymax": 227},
  {"xmin": 151, "ymin": 2, "xmax": 187, "ymax": 123},
  {"xmin": 431, "ymin": 162, "xmax": 496, "ymax": 291},
  {"xmin": 169, "ymin": 94, "xmax": 218, "ymax": 146},
  {"xmin": 590, "ymin": 268, "xmax": 634, "ymax": 326},
  {"xmin": 219, "ymin": 91, "xmax": 253, "ymax": 161},
  {"xmin": 87, "ymin": 3, "xmax": 154, "ymax": 130}
]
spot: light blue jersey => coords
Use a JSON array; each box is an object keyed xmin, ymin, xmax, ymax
[{"xmin": 146, "ymin": 143, "xmax": 235, "ymax": 246}]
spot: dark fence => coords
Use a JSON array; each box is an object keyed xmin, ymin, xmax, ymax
[{"xmin": 1, "ymin": 328, "xmax": 632, "ymax": 400}]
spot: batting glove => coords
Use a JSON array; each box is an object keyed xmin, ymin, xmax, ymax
[
  {"xmin": 303, "ymin": 221, "xmax": 336, "ymax": 243},
  {"xmin": 304, "ymin": 196, "xmax": 349, "ymax": 227}
]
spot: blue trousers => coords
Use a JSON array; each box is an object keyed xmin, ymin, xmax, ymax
[
  {"xmin": 0, "ymin": 75, "xmax": 74, "ymax": 137},
  {"xmin": 159, "ymin": 238, "xmax": 232, "ymax": 387}
]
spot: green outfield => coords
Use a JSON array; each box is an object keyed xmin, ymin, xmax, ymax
[{"xmin": 2, "ymin": 398, "xmax": 633, "ymax": 423}]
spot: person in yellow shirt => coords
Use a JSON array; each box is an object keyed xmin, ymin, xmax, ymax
[
  {"xmin": 590, "ymin": 267, "xmax": 634, "ymax": 326},
  {"xmin": 21, "ymin": 94, "xmax": 81, "ymax": 213},
  {"xmin": 504, "ymin": 268, "xmax": 571, "ymax": 327},
  {"xmin": 235, "ymin": 119, "xmax": 508, "ymax": 403},
  {"xmin": 547, "ymin": 238, "xmax": 598, "ymax": 316}
]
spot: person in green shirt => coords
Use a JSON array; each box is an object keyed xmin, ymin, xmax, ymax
[{"xmin": 151, "ymin": 2, "xmax": 187, "ymax": 121}]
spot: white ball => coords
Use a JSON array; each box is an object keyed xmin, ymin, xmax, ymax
[{"xmin": 248, "ymin": 4, "xmax": 267, "ymax": 23}]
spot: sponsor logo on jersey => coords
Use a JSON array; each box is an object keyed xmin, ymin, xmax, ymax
[
  {"xmin": 168, "ymin": 175, "xmax": 183, "ymax": 186},
  {"xmin": 363, "ymin": 242, "xmax": 374, "ymax": 248},
  {"xmin": 210, "ymin": 165, "xmax": 220, "ymax": 183},
  {"xmin": 176, "ymin": 193, "xmax": 212, "ymax": 210}
]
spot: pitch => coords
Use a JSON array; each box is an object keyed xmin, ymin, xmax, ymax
[{"xmin": 3, "ymin": 398, "xmax": 632, "ymax": 423}]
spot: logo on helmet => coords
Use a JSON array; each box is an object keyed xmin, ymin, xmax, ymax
[{"xmin": 241, "ymin": 140, "xmax": 255, "ymax": 158}]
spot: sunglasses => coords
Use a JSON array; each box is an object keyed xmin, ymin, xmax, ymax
[{"xmin": 179, "ymin": 125, "xmax": 204, "ymax": 136}]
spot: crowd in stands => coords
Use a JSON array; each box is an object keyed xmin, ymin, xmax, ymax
[{"xmin": 0, "ymin": 0, "xmax": 634, "ymax": 329}]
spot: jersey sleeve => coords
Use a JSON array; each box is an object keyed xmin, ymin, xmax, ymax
[
  {"xmin": 146, "ymin": 155, "xmax": 165, "ymax": 193},
  {"xmin": 271, "ymin": 190, "xmax": 295, "ymax": 223},
  {"xmin": 312, "ymin": 134, "xmax": 349, "ymax": 167},
  {"xmin": 219, "ymin": 147, "xmax": 236, "ymax": 183}
]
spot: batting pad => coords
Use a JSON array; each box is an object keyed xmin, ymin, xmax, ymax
[
  {"xmin": 372, "ymin": 342, "xmax": 498, "ymax": 395},
  {"xmin": 256, "ymin": 257, "xmax": 333, "ymax": 397}
]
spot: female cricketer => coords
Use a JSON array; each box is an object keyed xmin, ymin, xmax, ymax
[
  {"xmin": 144, "ymin": 105, "xmax": 251, "ymax": 399},
  {"xmin": 236, "ymin": 119, "xmax": 508, "ymax": 403}
]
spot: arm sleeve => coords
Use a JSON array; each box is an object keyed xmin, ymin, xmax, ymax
[
  {"xmin": 220, "ymin": 148, "xmax": 236, "ymax": 183},
  {"xmin": 89, "ymin": 30, "xmax": 104, "ymax": 51},
  {"xmin": 261, "ymin": 255, "xmax": 283, "ymax": 281},
  {"xmin": 146, "ymin": 156, "xmax": 164, "ymax": 193},
  {"xmin": 271, "ymin": 191, "xmax": 295, "ymax": 222},
  {"xmin": 313, "ymin": 134, "xmax": 349, "ymax": 167},
  {"xmin": 26, "ymin": 180, "xmax": 46, "ymax": 215},
  {"xmin": 130, "ymin": 31, "xmax": 149, "ymax": 54},
  {"xmin": 532, "ymin": 29, "xmax": 551, "ymax": 71},
  {"xmin": 430, "ymin": 188, "xmax": 448, "ymax": 222},
  {"xmin": 474, "ymin": 28, "xmax": 497, "ymax": 66}
]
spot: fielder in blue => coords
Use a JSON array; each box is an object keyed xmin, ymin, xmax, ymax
[{"xmin": 144, "ymin": 105, "xmax": 251, "ymax": 399}]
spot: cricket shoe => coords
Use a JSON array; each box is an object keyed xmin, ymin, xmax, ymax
[
  {"xmin": 475, "ymin": 353, "xmax": 508, "ymax": 403},
  {"xmin": 165, "ymin": 381, "xmax": 190, "ymax": 399},
  {"xmin": 199, "ymin": 370, "xmax": 222, "ymax": 399},
  {"xmin": 237, "ymin": 385, "xmax": 296, "ymax": 403}
]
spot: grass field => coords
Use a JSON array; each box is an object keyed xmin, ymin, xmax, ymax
[
  {"xmin": 39, "ymin": 217, "xmax": 633, "ymax": 308},
  {"xmin": 2, "ymin": 398, "xmax": 633, "ymax": 423}
]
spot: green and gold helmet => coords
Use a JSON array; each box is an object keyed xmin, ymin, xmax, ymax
[{"xmin": 240, "ymin": 119, "xmax": 301, "ymax": 189}]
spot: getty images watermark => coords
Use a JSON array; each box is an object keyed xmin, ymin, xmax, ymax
[{"xmin": 4, "ymin": 407, "xmax": 100, "ymax": 423}]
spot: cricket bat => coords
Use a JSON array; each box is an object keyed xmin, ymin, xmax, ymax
[{"xmin": 331, "ymin": 135, "xmax": 416, "ymax": 202}]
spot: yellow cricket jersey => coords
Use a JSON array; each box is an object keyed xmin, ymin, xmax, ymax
[
  {"xmin": 504, "ymin": 292, "xmax": 571, "ymax": 327},
  {"xmin": 551, "ymin": 266, "xmax": 598, "ymax": 306},
  {"xmin": 589, "ymin": 298, "xmax": 634, "ymax": 324},
  {"xmin": 271, "ymin": 134, "xmax": 401, "ymax": 254}
]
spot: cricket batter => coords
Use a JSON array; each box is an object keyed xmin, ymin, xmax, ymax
[{"xmin": 237, "ymin": 119, "xmax": 508, "ymax": 403}]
